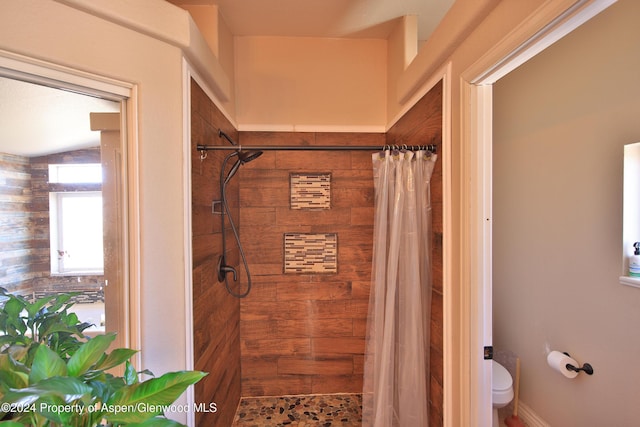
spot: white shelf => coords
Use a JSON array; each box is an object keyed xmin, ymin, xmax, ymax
[{"xmin": 619, "ymin": 276, "xmax": 640, "ymax": 288}]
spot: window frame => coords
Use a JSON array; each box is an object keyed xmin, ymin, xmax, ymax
[{"xmin": 49, "ymin": 190, "xmax": 104, "ymax": 275}]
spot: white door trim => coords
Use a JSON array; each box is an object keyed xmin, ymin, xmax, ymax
[{"xmin": 181, "ymin": 58, "xmax": 195, "ymax": 427}]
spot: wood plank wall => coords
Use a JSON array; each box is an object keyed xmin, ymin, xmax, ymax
[
  {"xmin": 190, "ymin": 79, "xmax": 242, "ymax": 427},
  {"xmin": 237, "ymin": 131, "xmax": 383, "ymax": 396},
  {"xmin": 0, "ymin": 149, "xmax": 104, "ymax": 298},
  {"xmin": 386, "ymin": 80, "xmax": 443, "ymax": 427},
  {"xmin": 0, "ymin": 152, "xmax": 34, "ymax": 293},
  {"xmin": 29, "ymin": 149, "xmax": 104, "ymax": 298}
]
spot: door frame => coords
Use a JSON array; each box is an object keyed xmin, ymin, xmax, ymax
[
  {"xmin": 0, "ymin": 49, "xmax": 142, "ymax": 366},
  {"xmin": 459, "ymin": 0, "xmax": 616, "ymax": 425}
]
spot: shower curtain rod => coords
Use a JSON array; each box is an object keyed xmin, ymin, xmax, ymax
[{"xmin": 196, "ymin": 144, "xmax": 438, "ymax": 153}]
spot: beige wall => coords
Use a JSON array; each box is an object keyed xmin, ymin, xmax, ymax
[
  {"xmin": 185, "ymin": 4, "xmax": 238, "ymax": 122},
  {"xmin": 493, "ymin": 0, "xmax": 640, "ymax": 424},
  {"xmin": 385, "ymin": 16, "xmax": 418, "ymax": 126},
  {"xmin": 234, "ymin": 36, "xmax": 387, "ymax": 130}
]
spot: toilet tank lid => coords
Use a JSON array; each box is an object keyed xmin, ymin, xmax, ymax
[{"xmin": 492, "ymin": 360, "xmax": 513, "ymax": 391}]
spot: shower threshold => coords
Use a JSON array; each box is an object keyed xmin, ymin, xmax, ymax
[{"xmin": 231, "ymin": 393, "xmax": 362, "ymax": 426}]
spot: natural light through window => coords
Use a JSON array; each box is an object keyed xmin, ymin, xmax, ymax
[
  {"xmin": 49, "ymin": 163, "xmax": 102, "ymax": 184},
  {"xmin": 621, "ymin": 142, "xmax": 640, "ymax": 288},
  {"xmin": 49, "ymin": 163, "xmax": 104, "ymax": 275}
]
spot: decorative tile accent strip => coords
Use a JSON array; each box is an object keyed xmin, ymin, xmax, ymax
[
  {"xmin": 290, "ymin": 173, "xmax": 331, "ymax": 210},
  {"xmin": 32, "ymin": 289, "xmax": 104, "ymax": 304},
  {"xmin": 284, "ymin": 233, "xmax": 337, "ymax": 273}
]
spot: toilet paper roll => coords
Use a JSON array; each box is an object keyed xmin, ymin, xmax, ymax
[{"xmin": 547, "ymin": 350, "xmax": 579, "ymax": 379}]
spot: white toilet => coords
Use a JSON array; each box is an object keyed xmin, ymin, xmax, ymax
[{"xmin": 492, "ymin": 360, "xmax": 514, "ymax": 427}]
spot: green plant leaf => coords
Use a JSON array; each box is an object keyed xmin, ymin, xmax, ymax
[
  {"xmin": 124, "ymin": 361, "xmax": 137, "ymax": 385},
  {"xmin": 93, "ymin": 348, "xmax": 138, "ymax": 372},
  {"xmin": 39, "ymin": 322, "xmax": 83, "ymax": 339},
  {"xmin": 0, "ymin": 421, "xmax": 25, "ymax": 426},
  {"xmin": 125, "ymin": 417, "xmax": 187, "ymax": 427},
  {"xmin": 6, "ymin": 345, "xmax": 30, "ymax": 364},
  {"xmin": 0, "ymin": 354, "xmax": 29, "ymax": 388},
  {"xmin": 4, "ymin": 410, "xmax": 48, "ymax": 426},
  {"xmin": 29, "ymin": 344, "xmax": 68, "ymax": 384},
  {"xmin": 32, "ymin": 394, "xmax": 84, "ymax": 426},
  {"xmin": 3, "ymin": 376, "xmax": 92, "ymax": 407},
  {"xmin": 0, "ymin": 369, "xmax": 28, "ymax": 389},
  {"xmin": 66, "ymin": 333, "xmax": 116, "ymax": 377},
  {"xmin": 105, "ymin": 371, "xmax": 207, "ymax": 423},
  {"xmin": 0, "ymin": 335, "xmax": 17, "ymax": 348},
  {"xmin": 3, "ymin": 296, "xmax": 25, "ymax": 318},
  {"xmin": 87, "ymin": 378, "xmax": 112, "ymax": 403},
  {"xmin": 46, "ymin": 294, "xmax": 77, "ymax": 313},
  {"xmin": 0, "ymin": 296, "xmax": 27, "ymax": 338},
  {"xmin": 0, "ymin": 352, "xmax": 27, "ymax": 373},
  {"xmin": 25, "ymin": 295, "xmax": 56, "ymax": 319}
]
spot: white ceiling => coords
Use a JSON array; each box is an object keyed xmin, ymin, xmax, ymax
[
  {"xmin": 0, "ymin": 77, "xmax": 120, "ymax": 157},
  {"xmin": 168, "ymin": 0, "xmax": 455, "ymax": 41}
]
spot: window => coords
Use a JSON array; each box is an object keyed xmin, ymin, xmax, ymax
[
  {"xmin": 48, "ymin": 163, "xmax": 102, "ymax": 184},
  {"xmin": 621, "ymin": 142, "xmax": 640, "ymax": 288},
  {"xmin": 49, "ymin": 164, "xmax": 103, "ymax": 275}
]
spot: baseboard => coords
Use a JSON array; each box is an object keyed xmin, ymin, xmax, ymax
[{"xmin": 518, "ymin": 401, "xmax": 550, "ymax": 427}]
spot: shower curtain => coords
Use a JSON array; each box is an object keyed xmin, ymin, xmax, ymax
[{"xmin": 362, "ymin": 149, "xmax": 437, "ymax": 427}]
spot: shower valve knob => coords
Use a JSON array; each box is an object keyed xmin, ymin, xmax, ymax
[{"xmin": 217, "ymin": 255, "xmax": 238, "ymax": 282}]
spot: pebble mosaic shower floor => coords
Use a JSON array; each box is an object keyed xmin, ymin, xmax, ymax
[{"xmin": 231, "ymin": 393, "xmax": 362, "ymax": 427}]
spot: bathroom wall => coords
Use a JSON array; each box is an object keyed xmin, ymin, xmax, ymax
[
  {"xmin": 493, "ymin": 0, "xmax": 640, "ymax": 425},
  {"xmin": 386, "ymin": 80, "xmax": 443, "ymax": 427},
  {"xmin": 190, "ymin": 79, "xmax": 241, "ymax": 427},
  {"xmin": 237, "ymin": 130, "xmax": 382, "ymax": 396}
]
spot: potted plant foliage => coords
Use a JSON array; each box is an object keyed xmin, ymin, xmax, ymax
[{"xmin": 0, "ymin": 288, "xmax": 206, "ymax": 426}]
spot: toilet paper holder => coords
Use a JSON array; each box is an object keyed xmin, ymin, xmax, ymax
[{"xmin": 563, "ymin": 352, "xmax": 594, "ymax": 375}]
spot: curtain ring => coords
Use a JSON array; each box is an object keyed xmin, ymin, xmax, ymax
[{"xmin": 200, "ymin": 150, "xmax": 207, "ymax": 161}]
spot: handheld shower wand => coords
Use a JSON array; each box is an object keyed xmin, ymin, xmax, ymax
[{"xmin": 217, "ymin": 136, "xmax": 263, "ymax": 298}]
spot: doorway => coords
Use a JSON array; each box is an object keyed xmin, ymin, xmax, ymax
[
  {"xmin": 0, "ymin": 64, "xmax": 132, "ymax": 352},
  {"xmin": 459, "ymin": 0, "xmax": 616, "ymax": 425}
]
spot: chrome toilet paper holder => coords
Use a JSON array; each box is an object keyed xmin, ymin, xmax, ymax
[{"xmin": 563, "ymin": 352, "xmax": 594, "ymax": 375}]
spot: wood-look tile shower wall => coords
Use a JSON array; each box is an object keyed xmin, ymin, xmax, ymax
[
  {"xmin": 237, "ymin": 131, "xmax": 383, "ymax": 396},
  {"xmin": 190, "ymin": 80, "xmax": 241, "ymax": 427}
]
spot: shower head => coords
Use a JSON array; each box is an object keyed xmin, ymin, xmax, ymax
[
  {"xmin": 238, "ymin": 149, "xmax": 263, "ymax": 164},
  {"xmin": 223, "ymin": 149, "xmax": 263, "ymax": 185}
]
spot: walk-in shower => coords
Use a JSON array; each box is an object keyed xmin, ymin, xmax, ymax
[
  {"xmin": 216, "ymin": 130, "xmax": 262, "ymax": 298},
  {"xmin": 197, "ymin": 128, "xmax": 440, "ymax": 425}
]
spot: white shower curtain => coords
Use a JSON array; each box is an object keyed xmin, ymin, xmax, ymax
[{"xmin": 362, "ymin": 149, "xmax": 437, "ymax": 427}]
